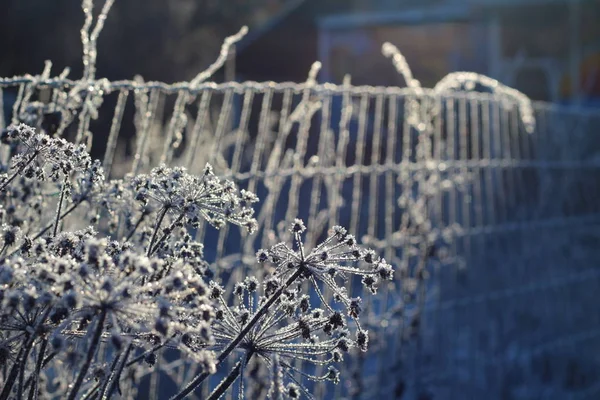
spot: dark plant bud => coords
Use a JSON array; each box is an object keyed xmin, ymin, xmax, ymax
[
  {"xmin": 233, "ymin": 282, "xmax": 245, "ymax": 297},
  {"xmin": 329, "ymin": 312, "xmax": 345, "ymax": 330},
  {"xmin": 299, "ymin": 296, "xmax": 310, "ymax": 313},
  {"xmin": 93, "ymin": 367, "xmax": 105, "ymax": 382},
  {"xmin": 326, "ymin": 366, "xmax": 340, "ymax": 384},
  {"xmin": 290, "ymin": 219, "xmax": 306, "ymax": 234},
  {"xmin": 349, "ymin": 297, "xmax": 362, "ymax": 318},
  {"xmin": 364, "ymin": 250, "xmax": 376, "ymax": 264},
  {"xmin": 256, "ymin": 249, "xmax": 269, "ymax": 263},
  {"xmin": 337, "ymin": 337, "xmax": 350, "ymax": 352},
  {"xmin": 210, "ymin": 285, "xmax": 224, "ymax": 300},
  {"xmin": 245, "ymin": 277, "xmax": 258, "ymax": 292},
  {"xmin": 357, "ymin": 330, "xmax": 369, "ymax": 352},
  {"xmin": 287, "ymin": 384, "xmax": 300, "ymax": 399},
  {"xmin": 64, "ymin": 292, "xmax": 78, "ymax": 308}
]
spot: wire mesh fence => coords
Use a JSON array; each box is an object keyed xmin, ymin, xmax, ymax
[{"xmin": 1, "ymin": 54, "xmax": 599, "ymax": 399}]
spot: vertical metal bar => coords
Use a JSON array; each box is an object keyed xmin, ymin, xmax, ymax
[
  {"xmin": 185, "ymin": 90, "xmax": 213, "ymax": 171},
  {"xmin": 132, "ymin": 89, "xmax": 161, "ymax": 174},
  {"xmin": 385, "ymin": 94, "xmax": 398, "ymax": 263},
  {"xmin": 368, "ymin": 94, "xmax": 384, "ymax": 239},
  {"xmin": 458, "ymin": 95, "xmax": 470, "ymax": 248},
  {"xmin": 209, "ymin": 88, "xmax": 235, "ymax": 165},
  {"xmin": 307, "ymin": 95, "xmax": 332, "ymax": 243},
  {"xmin": 481, "ymin": 98, "xmax": 496, "ymax": 227},
  {"xmin": 230, "ymin": 89, "xmax": 255, "ymax": 174},
  {"xmin": 103, "ymin": 89, "xmax": 129, "ymax": 177},
  {"xmin": 492, "ymin": 98, "xmax": 506, "ymax": 224},
  {"xmin": 501, "ymin": 103, "xmax": 517, "ymax": 222},
  {"xmin": 161, "ymin": 90, "xmax": 189, "ymax": 164},
  {"xmin": 260, "ymin": 89, "xmax": 293, "ymax": 250}
]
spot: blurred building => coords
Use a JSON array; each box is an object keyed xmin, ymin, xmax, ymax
[{"xmin": 237, "ymin": 0, "xmax": 600, "ymax": 105}]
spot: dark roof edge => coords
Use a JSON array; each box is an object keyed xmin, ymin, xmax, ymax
[
  {"xmin": 237, "ymin": 0, "xmax": 308, "ymax": 53},
  {"xmin": 318, "ymin": 3, "xmax": 472, "ymax": 30}
]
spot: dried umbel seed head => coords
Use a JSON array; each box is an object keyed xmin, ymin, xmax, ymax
[
  {"xmin": 263, "ymin": 219, "xmax": 394, "ymax": 325},
  {"xmin": 131, "ymin": 163, "xmax": 258, "ymax": 233},
  {"xmin": 4, "ymin": 124, "xmax": 92, "ymax": 179},
  {"xmin": 0, "ymin": 119, "xmax": 399, "ymax": 398}
]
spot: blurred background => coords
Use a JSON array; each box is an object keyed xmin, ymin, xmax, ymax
[
  {"xmin": 1, "ymin": 0, "xmax": 599, "ymax": 106},
  {"xmin": 2, "ymin": 1, "xmax": 600, "ymax": 399}
]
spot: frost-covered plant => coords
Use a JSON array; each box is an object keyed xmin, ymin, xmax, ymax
[{"xmin": 0, "ymin": 124, "xmax": 392, "ymax": 399}]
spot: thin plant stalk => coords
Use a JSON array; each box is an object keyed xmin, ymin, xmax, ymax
[
  {"xmin": 27, "ymin": 338, "xmax": 48, "ymax": 400},
  {"xmin": 35, "ymin": 199, "xmax": 84, "ymax": 240},
  {"xmin": 23, "ymin": 350, "xmax": 58, "ymax": 393},
  {"xmin": 88, "ymin": 348, "xmax": 121, "ymax": 400},
  {"xmin": 125, "ymin": 211, "xmax": 148, "ymax": 242},
  {"xmin": 171, "ymin": 267, "xmax": 304, "ymax": 400},
  {"xmin": 0, "ymin": 242, "xmax": 8, "ymax": 256},
  {"xmin": 0, "ymin": 307, "xmax": 50, "ymax": 400},
  {"xmin": 125, "ymin": 341, "xmax": 169, "ymax": 368},
  {"xmin": 15, "ymin": 336, "xmax": 37, "ymax": 399},
  {"xmin": 101, "ymin": 343, "xmax": 133, "ymax": 399},
  {"xmin": 53, "ymin": 176, "xmax": 69, "ymax": 237},
  {"xmin": 0, "ymin": 336, "xmax": 29, "ymax": 400},
  {"xmin": 206, "ymin": 350, "xmax": 255, "ymax": 400},
  {"xmin": 66, "ymin": 309, "xmax": 108, "ymax": 400},
  {"xmin": 80, "ymin": 382, "xmax": 102, "ymax": 400}
]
